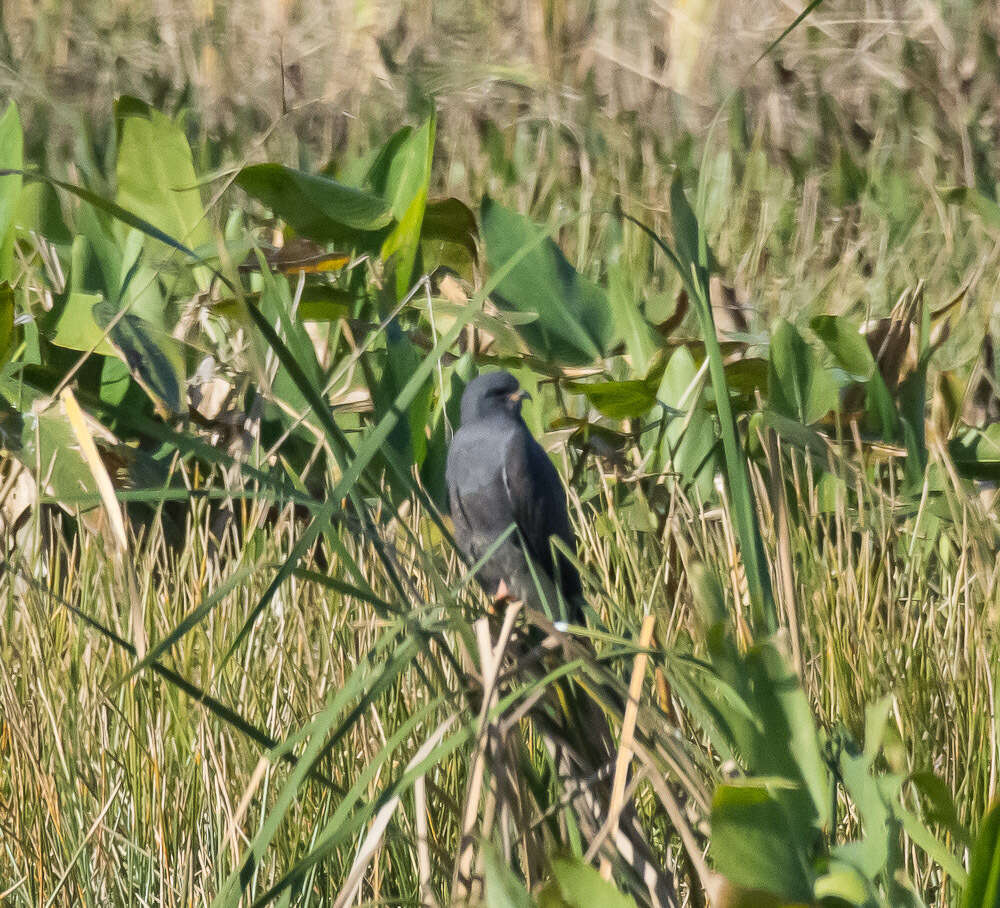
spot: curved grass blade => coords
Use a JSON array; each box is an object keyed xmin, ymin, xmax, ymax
[
  {"xmin": 222, "ymin": 218, "xmax": 558, "ymax": 667},
  {"xmin": 617, "ymin": 197, "xmax": 776, "ymax": 633},
  {"xmin": 0, "ymin": 168, "xmax": 236, "ymax": 292},
  {"xmin": 120, "ymin": 563, "xmax": 259, "ymax": 684},
  {"xmin": 249, "ymin": 657, "xmax": 591, "ymax": 906},
  {"xmin": 212, "ymin": 631, "xmax": 422, "ymax": 905},
  {"xmin": 4, "ymin": 559, "xmax": 342, "ymax": 794}
]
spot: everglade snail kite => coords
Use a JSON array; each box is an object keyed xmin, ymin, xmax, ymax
[{"xmin": 445, "ymin": 370, "xmax": 583, "ymax": 621}]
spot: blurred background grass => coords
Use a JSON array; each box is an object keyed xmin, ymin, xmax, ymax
[{"xmin": 5, "ymin": 0, "xmax": 1000, "ymax": 340}]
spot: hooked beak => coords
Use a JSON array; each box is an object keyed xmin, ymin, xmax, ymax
[{"xmin": 508, "ymin": 389, "xmax": 531, "ymax": 404}]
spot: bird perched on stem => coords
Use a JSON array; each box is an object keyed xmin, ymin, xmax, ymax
[
  {"xmin": 445, "ymin": 370, "xmax": 678, "ymax": 908},
  {"xmin": 445, "ymin": 370, "xmax": 583, "ymax": 623}
]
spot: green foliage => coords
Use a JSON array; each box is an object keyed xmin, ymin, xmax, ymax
[
  {"xmin": 235, "ymin": 163, "xmax": 393, "ymax": 241},
  {"xmin": 768, "ymin": 319, "xmax": 838, "ymax": 426},
  {"xmin": 711, "ymin": 783, "xmax": 813, "ymax": 901},
  {"xmin": 964, "ymin": 802, "xmax": 1000, "ymax": 908},
  {"xmin": 0, "ymin": 102, "xmax": 22, "ymax": 283},
  {"xmin": 480, "ymin": 196, "xmax": 615, "ymax": 365},
  {"xmin": 4, "ymin": 10, "xmax": 1000, "ymax": 901}
]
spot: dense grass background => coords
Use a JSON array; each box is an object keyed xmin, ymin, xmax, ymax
[{"xmin": 4, "ymin": 0, "xmax": 1000, "ymax": 905}]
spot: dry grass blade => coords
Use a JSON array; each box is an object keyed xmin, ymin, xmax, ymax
[
  {"xmin": 599, "ymin": 613, "xmax": 656, "ymax": 880},
  {"xmin": 453, "ymin": 604, "xmax": 523, "ymax": 903},
  {"xmin": 334, "ymin": 715, "xmax": 458, "ymax": 908}
]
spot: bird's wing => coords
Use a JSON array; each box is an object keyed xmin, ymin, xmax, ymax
[{"xmin": 502, "ymin": 429, "xmax": 580, "ymax": 595}]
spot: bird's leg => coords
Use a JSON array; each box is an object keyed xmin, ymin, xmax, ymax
[{"xmin": 486, "ymin": 579, "xmax": 513, "ymax": 617}]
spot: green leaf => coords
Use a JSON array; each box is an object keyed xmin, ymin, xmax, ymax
[
  {"xmin": 0, "ymin": 376, "xmax": 100, "ymax": 507},
  {"xmin": 565, "ymin": 378, "xmax": 658, "ymax": 420},
  {"xmin": 480, "ymin": 196, "xmax": 613, "ymax": 365},
  {"xmin": 813, "ymin": 862, "xmax": 872, "ymax": 903},
  {"xmin": 235, "ymin": 164, "xmax": 393, "ymax": 242},
  {"xmin": 0, "ymin": 102, "xmax": 23, "ymax": 283},
  {"xmin": 422, "ymin": 196, "xmax": 479, "ymax": 260},
  {"xmin": 46, "ymin": 290, "xmax": 115, "ymax": 355},
  {"xmin": 768, "ymin": 319, "xmax": 838, "ymax": 425},
  {"xmin": 746, "ymin": 642, "xmax": 830, "ymax": 833},
  {"xmin": 950, "ymin": 423, "xmax": 1000, "ymax": 480},
  {"xmin": 810, "ymin": 315, "xmax": 876, "ymax": 380},
  {"xmin": 380, "ymin": 113, "xmax": 436, "ymax": 301},
  {"xmin": 483, "ymin": 843, "xmax": 536, "ymax": 908},
  {"xmin": 0, "ymin": 282, "xmax": 14, "ymax": 367},
  {"xmin": 811, "ymin": 314, "xmax": 899, "ymax": 438},
  {"xmin": 539, "ymin": 854, "xmax": 637, "ymax": 908},
  {"xmin": 670, "ymin": 173, "xmax": 718, "ymax": 278},
  {"xmin": 3, "ymin": 169, "xmax": 228, "ymax": 288},
  {"xmin": 607, "ymin": 260, "xmax": 657, "ymax": 376},
  {"xmin": 941, "ymin": 186, "xmax": 1000, "ymax": 232},
  {"xmin": 653, "ymin": 345, "xmax": 717, "ymax": 501},
  {"xmin": 909, "ymin": 770, "xmax": 968, "ymax": 846},
  {"xmin": 710, "ymin": 783, "xmax": 814, "ymax": 902},
  {"xmin": 115, "ymin": 100, "xmax": 211, "ymax": 259},
  {"xmin": 13, "ymin": 179, "xmax": 71, "ymax": 244},
  {"xmin": 371, "ymin": 320, "xmax": 433, "ymax": 474},
  {"xmin": 963, "ymin": 801, "xmax": 1000, "ymax": 908},
  {"xmin": 380, "ymin": 115, "xmax": 435, "ymax": 221},
  {"xmin": 92, "ymin": 296, "xmax": 185, "ymax": 416}
]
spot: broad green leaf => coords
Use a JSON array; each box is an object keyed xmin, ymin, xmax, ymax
[
  {"xmin": 834, "ymin": 718, "xmax": 894, "ymax": 880},
  {"xmin": 811, "ymin": 314, "xmax": 899, "ymax": 438},
  {"xmin": 480, "ymin": 197, "xmax": 613, "ymax": 365},
  {"xmin": 381, "ymin": 114, "xmax": 436, "ymax": 300},
  {"xmin": 422, "ymin": 196, "xmax": 478, "ymax": 260},
  {"xmin": 813, "ymin": 862, "xmax": 871, "ymax": 903},
  {"xmin": 747, "ymin": 642, "xmax": 830, "ymax": 832},
  {"xmin": 115, "ymin": 99, "xmax": 211, "ymax": 280},
  {"xmin": 768, "ymin": 319, "xmax": 838, "ymax": 425},
  {"xmin": 363, "ymin": 124, "xmax": 415, "ymax": 197},
  {"xmin": 710, "ymin": 783, "xmax": 814, "ymax": 902},
  {"xmin": 897, "ymin": 802, "xmax": 967, "ymax": 885},
  {"xmin": 371, "ymin": 320, "xmax": 433, "ymax": 476},
  {"xmin": 483, "ymin": 844, "xmax": 536, "ymax": 908},
  {"xmin": 654, "ymin": 345, "xmax": 717, "ymax": 501},
  {"xmin": 13, "ymin": 179, "xmax": 71, "ymax": 243},
  {"xmin": 0, "ymin": 101, "xmax": 22, "ymax": 282},
  {"xmin": 46, "ymin": 290, "xmax": 116, "ymax": 355},
  {"xmin": 566, "ymin": 378, "xmax": 658, "ymax": 420},
  {"xmin": 810, "ymin": 315, "xmax": 876, "ymax": 379},
  {"xmin": 608, "ymin": 260, "xmax": 657, "ymax": 375},
  {"xmin": 950, "ymin": 423, "xmax": 1000, "ymax": 480},
  {"xmin": 380, "ymin": 115, "xmax": 435, "ymax": 220},
  {"xmin": 0, "ymin": 282, "xmax": 14, "ymax": 367},
  {"xmin": 539, "ymin": 854, "xmax": 637, "ymax": 908},
  {"xmin": 941, "ymin": 186, "xmax": 1000, "ymax": 231},
  {"xmin": 235, "ymin": 164, "xmax": 393, "ymax": 242},
  {"xmin": 670, "ymin": 172, "xmax": 718, "ymax": 278},
  {"xmin": 0, "ymin": 376, "xmax": 100, "ymax": 507},
  {"xmin": 963, "ymin": 801, "xmax": 1000, "ymax": 908},
  {"xmin": 909, "ymin": 771, "xmax": 967, "ymax": 845},
  {"xmin": 92, "ymin": 297, "xmax": 185, "ymax": 416}
]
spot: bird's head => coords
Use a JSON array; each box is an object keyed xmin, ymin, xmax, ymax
[{"xmin": 460, "ymin": 371, "xmax": 531, "ymax": 423}]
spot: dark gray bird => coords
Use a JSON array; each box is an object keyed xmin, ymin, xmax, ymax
[
  {"xmin": 445, "ymin": 371, "xmax": 679, "ymax": 907},
  {"xmin": 446, "ymin": 370, "xmax": 582, "ymax": 620}
]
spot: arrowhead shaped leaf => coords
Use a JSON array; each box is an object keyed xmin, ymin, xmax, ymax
[
  {"xmin": 236, "ymin": 164, "xmax": 393, "ymax": 242},
  {"xmin": 480, "ymin": 196, "xmax": 613, "ymax": 365}
]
